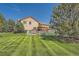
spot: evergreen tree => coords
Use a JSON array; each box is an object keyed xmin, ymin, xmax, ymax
[
  {"xmin": 50, "ymin": 4, "xmax": 79, "ymax": 36},
  {"xmin": 14, "ymin": 21, "xmax": 24, "ymax": 33}
]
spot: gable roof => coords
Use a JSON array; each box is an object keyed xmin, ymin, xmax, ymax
[
  {"xmin": 19, "ymin": 16, "xmax": 40, "ymax": 23},
  {"xmin": 18, "ymin": 16, "xmax": 49, "ymax": 26}
]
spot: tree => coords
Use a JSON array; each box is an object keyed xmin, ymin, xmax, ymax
[
  {"xmin": 50, "ymin": 4, "xmax": 79, "ymax": 36},
  {"xmin": 49, "ymin": 17, "xmax": 54, "ymax": 28},
  {"xmin": 0, "ymin": 13, "xmax": 6, "ymax": 32},
  {"xmin": 14, "ymin": 21, "xmax": 24, "ymax": 33},
  {"xmin": 2, "ymin": 20, "xmax": 8, "ymax": 32},
  {"xmin": 7, "ymin": 19, "xmax": 15, "ymax": 32}
]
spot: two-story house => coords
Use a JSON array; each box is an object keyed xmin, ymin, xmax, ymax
[{"xmin": 19, "ymin": 16, "xmax": 49, "ymax": 32}]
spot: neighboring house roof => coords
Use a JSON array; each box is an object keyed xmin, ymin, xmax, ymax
[{"xmin": 18, "ymin": 16, "xmax": 49, "ymax": 26}]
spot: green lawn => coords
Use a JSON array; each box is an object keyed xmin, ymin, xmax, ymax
[{"xmin": 0, "ymin": 33, "xmax": 79, "ymax": 56}]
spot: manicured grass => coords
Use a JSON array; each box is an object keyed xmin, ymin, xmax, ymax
[{"xmin": 0, "ymin": 33, "xmax": 79, "ymax": 56}]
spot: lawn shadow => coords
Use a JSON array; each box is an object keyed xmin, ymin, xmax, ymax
[
  {"xmin": 40, "ymin": 34, "xmax": 79, "ymax": 43},
  {"xmin": 40, "ymin": 35, "xmax": 65, "ymax": 43}
]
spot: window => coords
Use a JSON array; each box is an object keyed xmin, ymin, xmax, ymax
[{"xmin": 29, "ymin": 22, "xmax": 31, "ymax": 25}]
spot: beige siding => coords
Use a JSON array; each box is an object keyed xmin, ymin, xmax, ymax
[{"xmin": 21, "ymin": 17, "xmax": 39, "ymax": 30}]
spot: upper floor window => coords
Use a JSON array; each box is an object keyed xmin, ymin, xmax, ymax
[{"xmin": 29, "ymin": 22, "xmax": 31, "ymax": 25}]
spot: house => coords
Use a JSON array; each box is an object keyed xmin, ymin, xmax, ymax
[{"xmin": 19, "ymin": 16, "xmax": 49, "ymax": 33}]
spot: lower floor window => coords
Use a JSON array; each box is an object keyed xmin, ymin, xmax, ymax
[{"xmin": 33, "ymin": 27, "xmax": 37, "ymax": 30}]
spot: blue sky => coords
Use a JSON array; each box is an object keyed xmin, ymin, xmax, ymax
[{"xmin": 0, "ymin": 3, "xmax": 59, "ymax": 24}]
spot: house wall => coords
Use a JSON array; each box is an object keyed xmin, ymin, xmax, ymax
[{"xmin": 20, "ymin": 17, "xmax": 39, "ymax": 30}]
